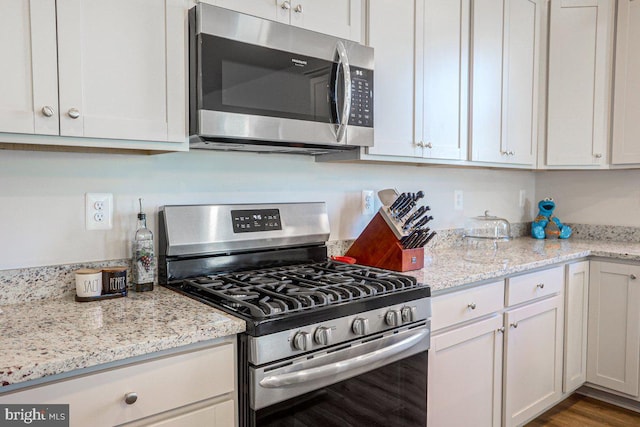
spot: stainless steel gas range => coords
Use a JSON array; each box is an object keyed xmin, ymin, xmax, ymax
[{"xmin": 158, "ymin": 202, "xmax": 431, "ymax": 427}]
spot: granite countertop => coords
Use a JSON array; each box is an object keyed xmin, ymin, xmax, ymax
[
  {"xmin": 0, "ymin": 286, "xmax": 245, "ymax": 390},
  {"xmin": 410, "ymin": 238, "xmax": 640, "ymax": 295},
  {"xmin": 3, "ymin": 237, "xmax": 640, "ymax": 392}
]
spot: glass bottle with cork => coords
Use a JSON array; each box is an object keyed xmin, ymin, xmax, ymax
[{"xmin": 132, "ymin": 198, "xmax": 155, "ymax": 291}]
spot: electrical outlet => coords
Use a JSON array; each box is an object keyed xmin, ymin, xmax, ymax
[
  {"xmin": 454, "ymin": 190, "xmax": 463, "ymax": 211},
  {"xmin": 362, "ymin": 190, "xmax": 375, "ymax": 215},
  {"xmin": 86, "ymin": 193, "xmax": 113, "ymax": 230},
  {"xmin": 519, "ymin": 190, "xmax": 526, "ymax": 208}
]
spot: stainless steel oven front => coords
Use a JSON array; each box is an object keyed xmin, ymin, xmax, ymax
[{"xmin": 239, "ymin": 302, "xmax": 430, "ymax": 426}]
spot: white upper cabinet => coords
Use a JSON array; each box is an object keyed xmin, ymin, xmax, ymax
[
  {"xmin": 471, "ymin": 0, "xmax": 542, "ymax": 166},
  {"xmin": 366, "ymin": 0, "xmax": 416, "ymax": 157},
  {"xmin": 210, "ymin": 0, "xmax": 362, "ymax": 42},
  {"xmin": 546, "ymin": 0, "xmax": 613, "ymax": 167},
  {"xmin": 415, "ymin": 0, "xmax": 470, "ymax": 161},
  {"xmin": 0, "ymin": 0, "xmax": 59, "ymax": 136},
  {"xmin": 0, "ymin": 0, "xmax": 188, "ymax": 150},
  {"xmin": 611, "ymin": 0, "xmax": 640, "ymax": 164}
]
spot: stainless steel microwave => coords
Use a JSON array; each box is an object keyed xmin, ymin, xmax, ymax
[{"xmin": 189, "ymin": 4, "xmax": 374, "ymax": 155}]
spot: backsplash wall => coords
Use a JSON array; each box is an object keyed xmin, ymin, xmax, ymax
[{"xmin": 0, "ymin": 149, "xmax": 535, "ymax": 270}]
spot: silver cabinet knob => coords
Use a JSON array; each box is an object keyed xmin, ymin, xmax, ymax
[
  {"xmin": 385, "ymin": 310, "xmax": 401, "ymax": 327},
  {"xmin": 401, "ymin": 306, "xmax": 416, "ymax": 323},
  {"xmin": 501, "ymin": 150, "xmax": 508, "ymax": 155},
  {"xmin": 281, "ymin": 1, "xmax": 291, "ymax": 9},
  {"xmin": 352, "ymin": 317, "xmax": 369, "ymax": 336},
  {"xmin": 468, "ymin": 303, "xmax": 477, "ymax": 310},
  {"xmin": 537, "ymin": 283, "xmax": 545, "ymax": 289},
  {"xmin": 424, "ymin": 142, "xmax": 433, "ymax": 149},
  {"xmin": 416, "ymin": 141, "xmax": 424, "ymax": 148},
  {"xmin": 294, "ymin": 4, "xmax": 303, "ymax": 13},
  {"xmin": 510, "ymin": 322, "xmax": 519, "ymax": 329},
  {"xmin": 292, "ymin": 331, "xmax": 311, "ymax": 351},
  {"xmin": 497, "ymin": 327, "xmax": 505, "ymax": 333},
  {"xmin": 594, "ymin": 153, "xmax": 602, "ymax": 158},
  {"xmin": 631, "ymin": 274, "xmax": 637, "ymax": 280},
  {"xmin": 314, "ymin": 326, "xmax": 332, "ymax": 346},
  {"xmin": 41, "ymin": 106, "xmax": 55, "ymax": 117},
  {"xmin": 508, "ymin": 151, "xmax": 515, "ymax": 156},
  {"xmin": 124, "ymin": 392, "xmax": 138, "ymax": 405},
  {"xmin": 67, "ymin": 108, "xmax": 80, "ymax": 119}
]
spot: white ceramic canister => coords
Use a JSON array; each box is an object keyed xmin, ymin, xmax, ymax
[{"xmin": 75, "ymin": 268, "xmax": 102, "ymax": 298}]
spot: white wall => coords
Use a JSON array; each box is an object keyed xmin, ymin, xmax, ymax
[
  {"xmin": 535, "ymin": 169, "xmax": 640, "ymax": 226},
  {"xmin": 0, "ymin": 149, "xmax": 535, "ymax": 270}
]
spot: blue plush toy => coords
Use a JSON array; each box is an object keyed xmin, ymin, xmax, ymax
[{"xmin": 531, "ymin": 198, "xmax": 572, "ymax": 239}]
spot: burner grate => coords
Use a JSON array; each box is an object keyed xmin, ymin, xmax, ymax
[{"xmin": 183, "ymin": 261, "xmax": 419, "ymax": 319}]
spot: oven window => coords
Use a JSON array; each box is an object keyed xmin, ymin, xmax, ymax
[
  {"xmin": 253, "ymin": 351, "xmax": 427, "ymax": 427},
  {"xmin": 199, "ymin": 35, "xmax": 336, "ymax": 123}
]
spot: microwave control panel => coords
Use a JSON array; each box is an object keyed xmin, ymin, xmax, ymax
[{"xmin": 349, "ymin": 67, "xmax": 373, "ymax": 128}]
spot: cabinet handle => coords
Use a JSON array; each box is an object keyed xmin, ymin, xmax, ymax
[
  {"xmin": 294, "ymin": 4, "xmax": 303, "ymax": 13},
  {"xmin": 510, "ymin": 322, "xmax": 519, "ymax": 329},
  {"xmin": 424, "ymin": 142, "xmax": 433, "ymax": 149},
  {"xmin": 536, "ymin": 283, "xmax": 545, "ymax": 289},
  {"xmin": 416, "ymin": 141, "xmax": 424, "ymax": 148},
  {"xmin": 631, "ymin": 274, "xmax": 637, "ymax": 280},
  {"xmin": 41, "ymin": 106, "xmax": 55, "ymax": 117},
  {"xmin": 281, "ymin": 1, "xmax": 291, "ymax": 9},
  {"xmin": 124, "ymin": 392, "xmax": 138, "ymax": 405},
  {"xmin": 593, "ymin": 153, "xmax": 602, "ymax": 159},
  {"xmin": 508, "ymin": 151, "xmax": 515, "ymax": 156},
  {"xmin": 500, "ymin": 150, "xmax": 508, "ymax": 155},
  {"xmin": 467, "ymin": 303, "xmax": 476, "ymax": 310},
  {"xmin": 67, "ymin": 108, "xmax": 80, "ymax": 119},
  {"xmin": 497, "ymin": 327, "xmax": 505, "ymax": 333}
]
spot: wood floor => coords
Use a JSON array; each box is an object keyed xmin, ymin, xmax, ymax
[{"xmin": 525, "ymin": 394, "xmax": 640, "ymax": 426}]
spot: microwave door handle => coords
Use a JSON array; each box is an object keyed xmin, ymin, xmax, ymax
[
  {"xmin": 334, "ymin": 41, "xmax": 352, "ymax": 143},
  {"xmin": 258, "ymin": 328, "xmax": 427, "ymax": 389}
]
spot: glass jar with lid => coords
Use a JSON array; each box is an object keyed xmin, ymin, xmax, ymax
[{"xmin": 463, "ymin": 211, "xmax": 511, "ymax": 262}]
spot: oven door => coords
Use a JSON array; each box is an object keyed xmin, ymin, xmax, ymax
[{"xmin": 250, "ymin": 325, "xmax": 429, "ymax": 427}]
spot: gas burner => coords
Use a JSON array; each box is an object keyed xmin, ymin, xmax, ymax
[{"xmin": 183, "ymin": 261, "xmax": 420, "ymax": 319}]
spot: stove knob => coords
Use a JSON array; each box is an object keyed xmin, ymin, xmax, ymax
[
  {"xmin": 352, "ymin": 317, "xmax": 370, "ymax": 336},
  {"xmin": 314, "ymin": 326, "xmax": 333, "ymax": 346},
  {"xmin": 385, "ymin": 310, "xmax": 401, "ymax": 327},
  {"xmin": 292, "ymin": 331, "xmax": 311, "ymax": 351},
  {"xmin": 401, "ymin": 306, "xmax": 417, "ymax": 323}
]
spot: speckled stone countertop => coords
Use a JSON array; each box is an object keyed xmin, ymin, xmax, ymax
[
  {"xmin": 409, "ymin": 238, "xmax": 640, "ymax": 295},
  {"xmin": 0, "ymin": 287, "xmax": 245, "ymax": 389}
]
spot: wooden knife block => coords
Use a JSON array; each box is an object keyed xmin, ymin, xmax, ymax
[{"xmin": 345, "ymin": 212, "xmax": 424, "ymax": 272}]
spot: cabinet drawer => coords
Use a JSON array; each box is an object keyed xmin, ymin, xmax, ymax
[
  {"xmin": 0, "ymin": 343, "xmax": 235, "ymax": 427},
  {"xmin": 506, "ymin": 266, "xmax": 564, "ymax": 306},
  {"xmin": 432, "ymin": 281, "xmax": 505, "ymax": 331}
]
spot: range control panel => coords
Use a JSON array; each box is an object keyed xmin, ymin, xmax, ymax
[
  {"xmin": 231, "ymin": 209, "xmax": 282, "ymax": 233},
  {"xmin": 348, "ymin": 67, "xmax": 373, "ymax": 128}
]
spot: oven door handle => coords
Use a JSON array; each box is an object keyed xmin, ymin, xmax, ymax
[
  {"xmin": 334, "ymin": 40, "xmax": 351, "ymax": 143},
  {"xmin": 259, "ymin": 328, "xmax": 427, "ymax": 389}
]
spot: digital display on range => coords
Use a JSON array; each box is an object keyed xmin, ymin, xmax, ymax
[{"xmin": 231, "ymin": 209, "xmax": 282, "ymax": 233}]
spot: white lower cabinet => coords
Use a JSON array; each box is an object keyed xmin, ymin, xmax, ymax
[
  {"xmin": 503, "ymin": 295, "xmax": 564, "ymax": 427},
  {"xmin": 563, "ymin": 260, "xmax": 589, "ymax": 393},
  {"xmin": 428, "ymin": 315, "xmax": 503, "ymax": 427},
  {"xmin": 0, "ymin": 341, "xmax": 236, "ymax": 427},
  {"xmin": 429, "ymin": 266, "xmax": 566, "ymax": 427},
  {"xmin": 587, "ymin": 261, "xmax": 640, "ymax": 397}
]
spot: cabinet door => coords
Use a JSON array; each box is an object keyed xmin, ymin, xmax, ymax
[
  {"xmin": 367, "ymin": 0, "xmax": 417, "ymax": 157},
  {"xmin": 0, "ymin": 0, "xmax": 59, "ymax": 135},
  {"xmin": 611, "ymin": 0, "xmax": 640, "ymax": 164},
  {"xmin": 56, "ymin": 0, "xmax": 186, "ymax": 142},
  {"xmin": 587, "ymin": 261, "xmax": 640, "ymax": 396},
  {"xmin": 292, "ymin": 0, "xmax": 362, "ymax": 42},
  {"xmin": 415, "ymin": 0, "xmax": 470, "ymax": 160},
  {"xmin": 470, "ymin": 0, "xmax": 504, "ymax": 164},
  {"xmin": 210, "ymin": 0, "xmax": 285, "ymax": 23},
  {"xmin": 564, "ymin": 260, "xmax": 589, "ymax": 393},
  {"xmin": 428, "ymin": 315, "xmax": 503, "ymax": 427},
  {"xmin": 131, "ymin": 399, "xmax": 235, "ymax": 427},
  {"xmin": 501, "ymin": 0, "xmax": 541, "ymax": 165},
  {"xmin": 503, "ymin": 295, "xmax": 563, "ymax": 427},
  {"xmin": 546, "ymin": 0, "xmax": 613, "ymax": 166}
]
